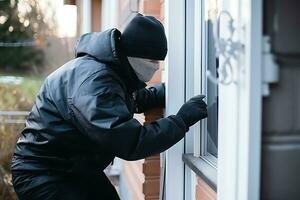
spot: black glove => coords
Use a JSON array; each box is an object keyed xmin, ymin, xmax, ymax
[{"xmin": 176, "ymin": 95, "xmax": 208, "ymax": 128}]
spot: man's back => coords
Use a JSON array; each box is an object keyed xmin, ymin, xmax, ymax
[{"xmin": 12, "ymin": 56, "xmax": 120, "ymax": 174}]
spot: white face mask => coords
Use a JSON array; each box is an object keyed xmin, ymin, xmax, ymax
[{"xmin": 127, "ymin": 56, "xmax": 160, "ymax": 82}]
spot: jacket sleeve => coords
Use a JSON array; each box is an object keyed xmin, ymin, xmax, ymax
[
  {"xmin": 70, "ymin": 74, "xmax": 186, "ymax": 161},
  {"xmin": 133, "ymin": 83, "xmax": 165, "ymax": 113}
]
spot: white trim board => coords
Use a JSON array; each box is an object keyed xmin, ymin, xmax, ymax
[
  {"xmin": 185, "ymin": 1, "xmax": 197, "ymax": 200},
  {"xmin": 164, "ymin": 0, "xmax": 186, "ymax": 200},
  {"xmin": 217, "ymin": 0, "xmax": 263, "ymax": 200}
]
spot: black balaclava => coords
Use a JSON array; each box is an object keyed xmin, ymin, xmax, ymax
[{"xmin": 120, "ymin": 13, "xmax": 168, "ymax": 60}]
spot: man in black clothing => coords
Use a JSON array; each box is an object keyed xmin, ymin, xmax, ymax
[{"xmin": 11, "ymin": 14, "xmax": 207, "ymax": 200}]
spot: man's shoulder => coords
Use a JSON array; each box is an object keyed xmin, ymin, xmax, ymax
[
  {"xmin": 45, "ymin": 56, "xmax": 122, "ymax": 98},
  {"xmin": 76, "ymin": 68, "xmax": 125, "ymax": 96},
  {"xmin": 62, "ymin": 57, "xmax": 124, "ymax": 96},
  {"xmin": 47, "ymin": 56, "xmax": 113, "ymax": 84}
]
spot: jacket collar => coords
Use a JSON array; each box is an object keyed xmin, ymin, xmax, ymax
[
  {"xmin": 75, "ymin": 28, "xmax": 146, "ymax": 93},
  {"xmin": 75, "ymin": 28, "xmax": 121, "ymax": 64}
]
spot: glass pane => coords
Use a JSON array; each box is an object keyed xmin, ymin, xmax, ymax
[{"xmin": 205, "ymin": 0, "xmax": 219, "ymax": 158}]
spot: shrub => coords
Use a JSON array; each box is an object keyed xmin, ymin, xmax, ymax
[{"xmin": 0, "ymin": 83, "xmax": 38, "ymax": 200}]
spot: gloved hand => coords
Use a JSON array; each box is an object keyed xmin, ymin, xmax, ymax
[{"xmin": 176, "ymin": 95, "xmax": 208, "ymax": 128}]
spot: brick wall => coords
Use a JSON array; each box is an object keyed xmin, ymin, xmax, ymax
[
  {"xmin": 91, "ymin": 0, "xmax": 102, "ymax": 32},
  {"xmin": 142, "ymin": 108, "xmax": 163, "ymax": 200},
  {"xmin": 196, "ymin": 177, "xmax": 217, "ymax": 200}
]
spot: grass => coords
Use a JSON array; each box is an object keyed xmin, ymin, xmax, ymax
[
  {"xmin": 0, "ymin": 74, "xmax": 43, "ymax": 110},
  {"xmin": 11, "ymin": 77, "xmax": 42, "ymax": 102},
  {"xmin": 0, "ymin": 74, "xmax": 43, "ymax": 200}
]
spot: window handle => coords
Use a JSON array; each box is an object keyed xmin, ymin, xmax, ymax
[{"xmin": 206, "ymin": 10, "xmax": 244, "ymax": 86}]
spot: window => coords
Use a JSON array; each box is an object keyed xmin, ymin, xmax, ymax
[
  {"xmin": 182, "ymin": 0, "xmax": 220, "ymax": 192},
  {"xmin": 201, "ymin": 0, "xmax": 220, "ymax": 164},
  {"xmin": 183, "ymin": 0, "xmax": 262, "ymax": 197}
]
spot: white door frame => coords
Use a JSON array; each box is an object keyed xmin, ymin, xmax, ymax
[
  {"xmin": 185, "ymin": 1, "xmax": 197, "ymax": 199},
  {"xmin": 164, "ymin": 0, "xmax": 186, "ymax": 200}
]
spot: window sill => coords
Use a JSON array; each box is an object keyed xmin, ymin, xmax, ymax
[{"xmin": 182, "ymin": 154, "xmax": 217, "ymax": 191}]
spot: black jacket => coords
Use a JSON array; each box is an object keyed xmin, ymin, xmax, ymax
[{"xmin": 11, "ymin": 28, "xmax": 186, "ymax": 186}]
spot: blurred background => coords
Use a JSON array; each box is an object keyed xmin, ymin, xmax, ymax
[{"xmin": 0, "ymin": 1, "xmax": 77, "ymax": 199}]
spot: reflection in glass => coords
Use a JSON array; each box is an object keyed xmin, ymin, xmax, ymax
[{"xmin": 206, "ymin": 17, "xmax": 219, "ymax": 158}]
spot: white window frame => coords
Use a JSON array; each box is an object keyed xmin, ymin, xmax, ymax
[
  {"xmin": 199, "ymin": 0, "xmax": 220, "ymax": 166},
  {"xmin": 193, "ymin": 0, "xmax": 263, "ymax": 199},
  {"xmin": 165, "ymin": 0, "xmax": 263, "ymax": 199},
  {"xmin": 164, "ymin": 0, "xmax": 186, "ymax": 200},
  {"xmin": 184, "ymin": 0, "xmax": 197, "ymax": 199},
  {"xmin": 192, "ymin": 0, "xmax": 220, "ymax": 167},
  {"xmin": 183, "ymin": 1, "xmax": 220, "ymax": 198}
]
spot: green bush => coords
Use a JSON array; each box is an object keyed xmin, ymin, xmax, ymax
[{"xmin": 0, "ymin": 80, "xmax": 41, "ymax": 200}]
